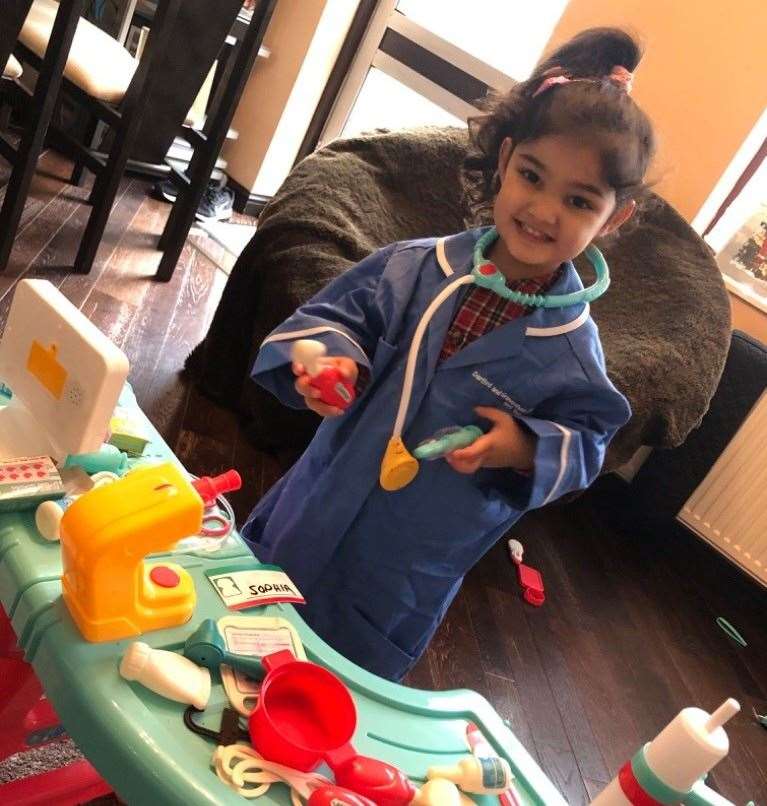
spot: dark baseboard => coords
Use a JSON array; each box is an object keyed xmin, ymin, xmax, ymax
[{"xmin": 228, "ymin": 176, "xmax": 271, "ymax": 217}]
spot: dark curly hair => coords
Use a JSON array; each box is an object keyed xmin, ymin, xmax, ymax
[{"xmin": 463, "ymin": 27, "xmax": 656, "ymax": 225}]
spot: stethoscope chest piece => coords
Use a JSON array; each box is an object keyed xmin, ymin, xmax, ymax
[{"xmin": 379, "ymin": 437, "xmax": 420, "ymax": 492}]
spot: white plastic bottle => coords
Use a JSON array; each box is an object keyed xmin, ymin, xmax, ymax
[
  {"xmin": 411, "ymin": 778, "xmax": 474, "ymax": 806},
  {"xmin": 35, "ymin": 496, "xmax": 77, "ymax": 541},
  {"xmin": 120, "ymin": 642, "xmax": 211, "ymax": 709},
  {"xmin": 592, "ymin": 699, "xmax": 739, "ymax": 805},
  {"xmin": 427, "ymin": 756, "xmax": 513, "ymax": 795}
]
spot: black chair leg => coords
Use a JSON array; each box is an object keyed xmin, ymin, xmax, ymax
[
  {"xmin": 70, "ymin": 114, "xmax": 101, "ymax": 187},
  {"xmin": 87, "ymin": 167, "xmax": 104, "ymax": 205},
  {"xmin": 72, "ymin": 120, "xmax": 138, "ymax": 274},
  {"xmin": 0, "ymin": 0, "xmax": 83, "ymax": 271},
  {"xmin": 155, "ymin": 157, "xmax": 208, "ymax": 281},
  {"xmin": 154, "ymin": 0, "xmax": 277, "ymax": 282},
  {"xmin": 0, "ymin": 101, "xmax": 11, "ymax": 132}
]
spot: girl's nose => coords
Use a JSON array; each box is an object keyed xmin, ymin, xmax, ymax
[{"xmin": 527, "ymin": 198, "xmax": 558, "ymax": 226}]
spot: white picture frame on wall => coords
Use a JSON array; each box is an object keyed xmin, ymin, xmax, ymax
[
  {"xmin": 715, "ymin": 200, "xmax": 767, "ymax": 312},
  {"xmin": 702, "ymin": 134, "xmax": 767, "ymax": 314}
]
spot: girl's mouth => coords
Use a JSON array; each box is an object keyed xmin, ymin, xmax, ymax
[{"xmin": 515, "ymin": 219, "xmax": 554, "ymax": 243}]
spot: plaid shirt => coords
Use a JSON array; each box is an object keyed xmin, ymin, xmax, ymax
[
  {"xmin": 354, "ymin": 267, "xmax": 562, "ymax": 393},
  {"xmin": 438, "ymin": 268, "xmax": 562, "ymax": 363}
]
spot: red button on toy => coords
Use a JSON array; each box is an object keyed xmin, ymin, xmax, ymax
[
  {"xmin": 149, "ymin": 566, "xmax": 180, "ymax": 588},
  {"xmin": 479, "ymin": 264, "xmax": 496, "ymax": 276}
]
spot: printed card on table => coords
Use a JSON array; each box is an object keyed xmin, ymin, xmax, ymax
[{"xmin": 206, "ymin": 564, "xmax": 305, "ymax": 610}]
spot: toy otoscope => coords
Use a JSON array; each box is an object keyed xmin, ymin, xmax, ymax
[
  {"xmin": 291, "ymin": 339, "xmax": 356, "ymax": 410},
  {"xmin": 379, "ymin": 226, "xmax": 610, "ymax": 491},
  {"xmin": 592, "ymin": 698, "xmax": 744, "ymax": 805}
]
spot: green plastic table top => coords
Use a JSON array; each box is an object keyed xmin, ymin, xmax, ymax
[{"xmin": 0, "ymin": 385, "xmax": 566, "ymax": 805}]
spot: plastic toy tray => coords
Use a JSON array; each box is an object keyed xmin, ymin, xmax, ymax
[{"xmin": 0, "ymin": 385, "xmax": 566, "ymax": 805}]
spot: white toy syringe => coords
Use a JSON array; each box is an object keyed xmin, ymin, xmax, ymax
[{"xmin": 592, "ymin": 698, "xmax": 742, "ymax": 805}]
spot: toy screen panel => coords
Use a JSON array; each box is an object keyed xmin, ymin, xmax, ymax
[{"xmin": 0, "ymin": 281, "xmax": 129, "ymax": 459}]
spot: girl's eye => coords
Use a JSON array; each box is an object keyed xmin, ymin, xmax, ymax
[
  {"xmin": 570, "ymin": 196, "xmax": 593, "ymax": 210},
  {"xmin": 519, "ymin": 169, "xmax": 539, "ymax": 184}
]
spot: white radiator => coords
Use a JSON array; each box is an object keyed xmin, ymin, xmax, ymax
[{"xmin": 678, "ymin": 390, "xmax": 767, "ymax": 587}]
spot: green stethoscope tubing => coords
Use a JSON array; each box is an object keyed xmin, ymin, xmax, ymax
[{"xmin": 471, "ymin": 226, "xmax": 610, "ymax": 307}]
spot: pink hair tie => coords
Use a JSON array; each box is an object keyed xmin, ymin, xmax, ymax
[
  {"xmin": 608, "ymin": 65, "xmax": 634, "ymax": 93},
  {"xmin": 532, "ymin": 74, "xmax": 571, "ymax": 97},
  {"xmin": 532, "ymin": 64, "xmax": 634, "ymax": 98}
]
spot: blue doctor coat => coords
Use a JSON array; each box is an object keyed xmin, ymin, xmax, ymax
[{"xmin": 242, "ymin": 227, "xmax": 631, "ymax": 680}]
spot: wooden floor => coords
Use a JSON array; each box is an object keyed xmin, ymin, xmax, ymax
[{"xmin": 2, "ymin": 153, "xmax": 766, "ymax": 805}]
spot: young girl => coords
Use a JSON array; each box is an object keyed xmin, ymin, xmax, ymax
[{"xmin": 242, "ymin": 27, "xmax": 655, "ymax": 681}]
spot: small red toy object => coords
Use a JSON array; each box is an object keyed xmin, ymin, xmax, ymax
[
  {"xmin": 329, "ymin": 747, "xmax": 417, "ymax": 806},
  {"xmin": 191, "ymin": 469, "xmax": 242, "ymax": 507},
  {"xmin": 310, "ymin": 367, "xmax": 356, "ymax": 410},
  {"xmin": 516, "ymin": 563, "xmax": 545, "ymax": 606},
  {"xmin": 508, "ymin": 539, "xmax": 545, "ymax": 606},
  {"xmin": 308, "ymin": 784, "xmax": 376, "ymax": 806},
  {"xmin": 291, "ymin": 338, "xmax": 356, "ymax": 410}
]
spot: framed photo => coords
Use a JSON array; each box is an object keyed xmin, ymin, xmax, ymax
[{"xmin": 716, "ymin": 201, "xmax": 767, "ymax": 309}]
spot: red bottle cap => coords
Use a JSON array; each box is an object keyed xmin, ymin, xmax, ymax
[{"xmin": 192, "ymin": 469, "xmax": 242, "ymax": 506}]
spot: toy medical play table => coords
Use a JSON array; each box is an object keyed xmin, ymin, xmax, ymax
[{"xmin": 0, "ymin": 385, "xmax": 566, "ymax": 805}]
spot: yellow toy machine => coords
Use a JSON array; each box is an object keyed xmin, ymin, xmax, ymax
[{"xmin": 60, "ymin": 462, "xmax": 203, "ymax": 643}]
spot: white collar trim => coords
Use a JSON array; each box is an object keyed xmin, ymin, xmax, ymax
[
  {"xmin": 435, "ymin": 238, "xmax": 453, "ymax": 276},
  {"xmin": 526, "ymin": 305, "xmax": 590, "ymax": 336}
]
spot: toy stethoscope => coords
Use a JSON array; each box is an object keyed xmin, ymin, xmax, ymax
[{"xmin": 379, "ymin": 226, "xmax": 611, "ymax": 491}]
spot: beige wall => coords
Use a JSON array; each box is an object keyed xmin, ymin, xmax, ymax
[
  {"xmin": 224, "ymin": 0, "xmax": 357, "ymax": 196},
  {"xmin": 545, "ymin": 0, "xmax": 767, "ymax": 222},
  {"xmin": 730, "ymin": 294, "xmax": 767, "ymax": 343},
  {"xmin": 546, "ymin": 0, "xmax": 767, "ymax": 342}
]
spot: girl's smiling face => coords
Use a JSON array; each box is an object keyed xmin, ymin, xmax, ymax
[{"xmin": 490, "ymin": 134, "xmax": 635, "ymax": 279}]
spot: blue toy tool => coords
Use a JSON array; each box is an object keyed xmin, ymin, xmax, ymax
[
  {"xmin": 413, "ymin": 426, "xmax": 483, "ymax": 461},
  {"xmin": 183, "ymin": 619, "xmax": 265, "ymax": 680},
  {"xmin": 63, "ymin": 444, "xmax": 129, "ymax": 475}
]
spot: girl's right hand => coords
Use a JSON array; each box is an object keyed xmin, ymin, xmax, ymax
[{"xmin": 292, "ymin": 357, "xmax": 358, "ymax": 417}]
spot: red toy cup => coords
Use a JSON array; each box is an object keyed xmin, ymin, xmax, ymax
[{"xmin": 249, "ymin": 651, "xmax": 357, "ymax": 772}]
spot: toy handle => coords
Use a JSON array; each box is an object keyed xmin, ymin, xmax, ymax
[
  {"xmin": 308, "ymin": 784, "xmax": 376, "ymax": 806},
  {"xmin": 324, "ymin": 743, "xmax": 359, "ymax": 772},
  {"xmin": 330, "ymin": 752, "xmax": 417, "ymax": 806},
  {"xmin": 683, "ymin": 780, "xmax": 737, "ymax": 806},
  {"xmin": 261, "ymin": 649, "xmax": 296, "ymax": 673},
  {"xmin": 223, "ymin": 651, "xmax": 267, "ymax": 680}
]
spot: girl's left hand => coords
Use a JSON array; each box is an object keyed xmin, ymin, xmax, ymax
[{"xmin": 446, "ymin": 406, "xmax": 536, "ymax": 474}]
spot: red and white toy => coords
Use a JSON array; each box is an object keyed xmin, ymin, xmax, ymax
[
  {"xmin": 291, "ymin": 339, "xmax": 356, "ymax": 411},
  {"xmin": 508, "ymin": 539, "xmax": 545, "ymax": 606},
  {"xmin": 591, "ymin": 698, "xmax": 742, "ymax": 805}
]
